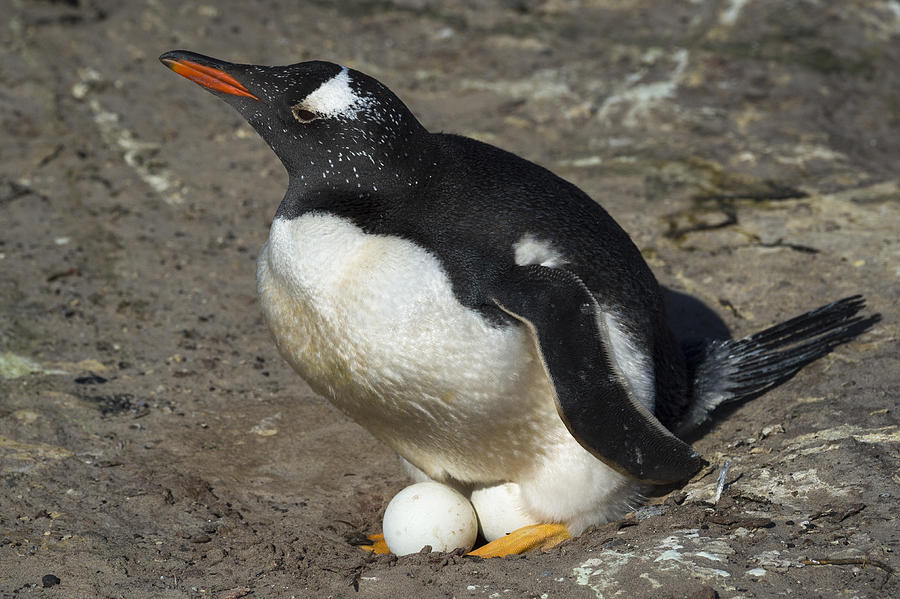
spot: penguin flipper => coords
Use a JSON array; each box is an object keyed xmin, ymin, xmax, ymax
[{"xmin": 492, "ymin": 265, "xmax": 706, "ymax": 485}]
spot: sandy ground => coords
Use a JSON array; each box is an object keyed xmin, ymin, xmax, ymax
[{"xmin": 1, "ymin": 1, "xmax": 898, "ymax": 597}]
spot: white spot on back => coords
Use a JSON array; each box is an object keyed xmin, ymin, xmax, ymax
[
  {"xmin": 302, "ymin": 67, "xmax": 368, "ymax": 119},
  {"xmin": 513, "ymin": 233, "xmax": 567, "ymax": 268}
]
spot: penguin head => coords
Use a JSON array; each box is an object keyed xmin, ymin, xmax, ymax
[{"xmin": 160, "ymin": 51, "xmax": 428, "ymax": 191}]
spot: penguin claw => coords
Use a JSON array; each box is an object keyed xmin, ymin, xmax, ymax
[
  {"xmin": 467, "ymin": 523, "xmax": 571, "ymax": 558},
  {"xmin": 359, "ymin": 532, "xmax": 390, "ymax": 554}
]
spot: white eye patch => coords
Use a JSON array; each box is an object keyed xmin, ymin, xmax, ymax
[{"xmin": 300, "ymin": 67, "xmax": 369, "ymax": 119}]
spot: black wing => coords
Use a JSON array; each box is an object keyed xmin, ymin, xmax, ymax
[{"xmin": 492, "ymin": 265, "xmax": 706, "ymax": 484}]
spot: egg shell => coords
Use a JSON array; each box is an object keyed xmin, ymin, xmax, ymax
[
  {"xmin": 470, "ymin": 482, "xmax": 536, "ymax": 541},
  {"xmin": 382, "ymin": 482, "xmax": 478, "ymax": 555}
]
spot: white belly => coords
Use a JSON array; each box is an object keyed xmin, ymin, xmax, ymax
[{"xmin": 256, "ymin": 213, "xmax": 566, "ymax": 483}]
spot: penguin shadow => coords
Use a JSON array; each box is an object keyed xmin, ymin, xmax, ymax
[
  {"xmin": 662, "ymin": 287, "xmax": 733, "ymax": 444},
  {"xmin": 662, "ymin": 287, "xmax": 731, "ymax": 344},
  {"xmin": 660, "ymin": 288, "xmax": 737, "ymax": 454}
]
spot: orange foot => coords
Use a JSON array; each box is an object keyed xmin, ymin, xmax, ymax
[
  {"xmin": 358, "ymin": 524, "xmax": 570, "ymax": 558},
  {"xmin": 359, "ymin": 533, "xmax": 390, "ymax": 555},
  {"xmin": 469, "ymin": 523, "xmax": 571, "ymax": 558}
]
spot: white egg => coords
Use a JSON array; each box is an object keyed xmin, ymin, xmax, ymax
[
  {"xmin": 470, "ymin": 482, "xmax": 536, "ymax": 542},
  {"xmin": 382, "ymin": 482, "xmax": 478, "ymax": 555}
]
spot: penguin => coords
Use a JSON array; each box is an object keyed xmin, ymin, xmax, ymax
[{"xmin": 159, "ymin": 51, "xmax": 876, "ymax": 557}]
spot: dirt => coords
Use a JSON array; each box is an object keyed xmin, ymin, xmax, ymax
[{"xmin": 1, "ymin": 1, "xmax": 898, "ymax": 597}]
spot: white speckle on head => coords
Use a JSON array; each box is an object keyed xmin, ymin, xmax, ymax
[
  {"xmin": 301, "ymin": 67, "xmax": 369, "ymax": 119},
  {"xmin": 513, "ymin": 233, "xmax": 567, "ymax": 268}
]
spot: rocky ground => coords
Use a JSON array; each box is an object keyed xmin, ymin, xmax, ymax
[{"xmin": 1, "ymin": 0, "xmax": 898, "ymax": 597}]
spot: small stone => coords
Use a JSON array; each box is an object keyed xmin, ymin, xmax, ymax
[
  {"xmin": 75, "ymin": 373, "xmax": 108, "ymax": 384},
  {"xmin": 760, "ymin": 424, "xmax": 785, "ymax": 438},
  {"xmin": 667, "ymin": 491, "xmax": 688, "ymax": 505},
  {"xmin": 42, "ymin": 574, "xmax": 61, "ymax": 588},
  {"xmin": 688, "ymin": 585, "xmax": 717, "ymax": 599},
  {"xmin": 634, "ymin": 505, "xmax": 667, "ymax": 520},
  {"xmin": 746, "ymin": 567, "xmax": 767, "ymax": 577}
]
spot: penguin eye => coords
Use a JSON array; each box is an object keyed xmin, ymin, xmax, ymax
[{"xmin": 291, "ymin": 105, "xmax": 320, "ymax": 123}]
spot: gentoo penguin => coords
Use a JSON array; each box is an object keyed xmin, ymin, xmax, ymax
[{"xmin": 160, "ymin": 51, "xmax": 875, "ymax": 557}]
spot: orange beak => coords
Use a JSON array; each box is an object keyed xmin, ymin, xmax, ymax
[{"xmin": 161, "ymin": 58, "xmax": 259, "ymax": 100}]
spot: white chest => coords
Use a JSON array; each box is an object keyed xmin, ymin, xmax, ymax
[{"xmin": 256, "ymin": 213, "xmax": 562, "ymax": 482}]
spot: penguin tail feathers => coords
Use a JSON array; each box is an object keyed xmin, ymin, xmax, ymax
[{"xmin": 675, "ymin": 295, "xmax": 880, "ymax": 436}]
